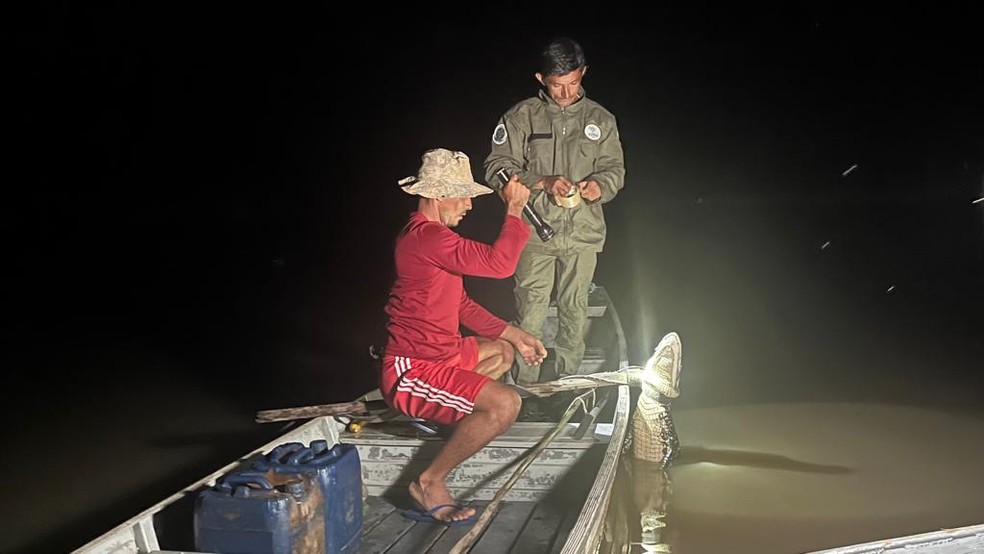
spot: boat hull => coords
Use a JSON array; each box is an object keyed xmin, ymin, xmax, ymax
[{"xmin": 74, "ymin": 286, "xmax": 632, "ymax": 554}]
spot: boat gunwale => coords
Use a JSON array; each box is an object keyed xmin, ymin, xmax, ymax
[
  {"xmin": 805, "ymin": 523, "xmax": 984, "ymax": 554},
  {"xmin": 72, "ymin": 416, "xmax": 343, "ymax": 553},
  {"xmin": 559, "ymin": 287, "xmax": 632, "ymax": 553}
]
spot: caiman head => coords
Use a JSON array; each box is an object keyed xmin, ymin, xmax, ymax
[{"xmin": 641, "ymin": 332, "xmax": 683, "ymax": 399}]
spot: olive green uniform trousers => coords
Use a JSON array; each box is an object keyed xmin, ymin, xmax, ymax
[{"xmin": 513, "ymin": 248, "xmax": 597, "ymax": 384}]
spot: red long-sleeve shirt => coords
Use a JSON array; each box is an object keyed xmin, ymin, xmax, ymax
[{"xmin": 384, "ymin": 212, "xmax": 530, "ymax": 361}]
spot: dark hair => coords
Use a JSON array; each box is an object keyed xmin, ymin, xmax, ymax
[{"xmin": 538, "ymin": 37, "xmax": 587, "ymax": 77}]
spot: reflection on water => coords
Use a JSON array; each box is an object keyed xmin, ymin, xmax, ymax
[
  {"xmin": 605, "ymin": 457, "xmax": 676, "ymax": 553},
  {"xmin": 673, "ymin": 447, "xmax": 852, "ymax": 474},
  {"xmin": 603, "ymin": 403, "xmax": 984, "ymax": 554},
  {"xmin": 635, "ymin": 461, "xmax": 674, "ymax": 552},
  {"xmin": 604, "ymin": 447, "xmax": 854, "ymax": 553},
  {"xmin": 600, "ymin": 333, "xmax": 683, "ymax": 553}
]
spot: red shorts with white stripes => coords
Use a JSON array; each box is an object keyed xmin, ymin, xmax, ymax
[{"xmin": 380, "ymin": 336, "xmax": 488, "ymax": 425}]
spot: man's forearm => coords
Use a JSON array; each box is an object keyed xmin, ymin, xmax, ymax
[{"xmin": 499, "ymin": 324, "xmax": 518, "ymax": 342}]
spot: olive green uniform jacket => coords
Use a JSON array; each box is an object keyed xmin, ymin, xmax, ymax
[{"xmin": 483, "ymin": 88, "xmax": 626, "ymax": 254}]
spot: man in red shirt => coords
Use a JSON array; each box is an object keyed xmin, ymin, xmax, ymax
[{"xmin": 381, "ymin": 148, "xmax": 547, "ymax": 525}]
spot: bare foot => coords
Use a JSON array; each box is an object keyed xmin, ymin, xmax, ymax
[{"xmin": 408, "ymin": 479, "xmax": 476, "ymax": 523}]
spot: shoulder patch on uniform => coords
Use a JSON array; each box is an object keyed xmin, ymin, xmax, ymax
[
  {"xmin": 584, "ymin": 123, "xmax": 601, "ymax": 141},
  {"xmin": 492, "ymin": 123, "xmax": 508, "ymax": 145}
]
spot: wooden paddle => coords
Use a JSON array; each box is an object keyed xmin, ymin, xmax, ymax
[
  {"xmin": 255, "ymin": 399, "xmax": 390, "ymax": 423},
  {"xmin": 254, "ymin": 369, "xmax": 642, "ymax": 423},
  {"xmin": 256, "ymin": 366, "xmax": 641, "ymax": 423}
]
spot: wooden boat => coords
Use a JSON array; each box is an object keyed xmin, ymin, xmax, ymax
[
  {"xmin": 74, "ymin": 285, "xmax": 632, "ymax": 554},
  {"xmin": 804, "ymin": 524, "xmax": 984, "ymax": 554}
]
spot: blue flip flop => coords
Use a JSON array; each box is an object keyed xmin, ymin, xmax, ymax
[{"xmin": 401, "ymin": 503, "xmax": 477, "ymax": 527}]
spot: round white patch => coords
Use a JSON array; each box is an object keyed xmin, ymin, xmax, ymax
[
  {"xmin": 492, "ymin": 123, "xmax": 508, "ymax": 145},
  {"xmin": 584, "ymin": 123, "xmax": 601, "ymax": 141}
]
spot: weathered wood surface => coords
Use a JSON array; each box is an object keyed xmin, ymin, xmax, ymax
[
  {"xmin": 448, "ymin": 390, "xmax": 593, "ymax": 554},
  {"xmin": 360, "ymin": 494, "xmax": 588, "ymax": 553},
  {"xmin": 350, "ymin": 425, "xmax": 602, "ymax": 501}
]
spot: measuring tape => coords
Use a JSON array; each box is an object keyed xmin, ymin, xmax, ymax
[{"xmin": 554, "ymin": 188, "xmax": 582, "ymax": 208}]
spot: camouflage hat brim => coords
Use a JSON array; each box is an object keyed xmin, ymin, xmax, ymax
[
  {"xmin": 399, "ymin": 148, "xmax": 494, "ymax": 199},
  {"xmin": 400, "ymin": 179, "xmax": 493, "ymax": 199}
]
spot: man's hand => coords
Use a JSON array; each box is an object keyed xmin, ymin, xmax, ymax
[
  {"xmin": 539, "ymin": 175, "xmax": 575, "ymax": 198},
  {"xmin": 499, "ymin": 174, "xmax": 531, "ymax": 218},
  {"xmin": 500, "ymin": 325, "xmax": 548, "ymax": 367},
  {"xmin": 577, "ymin": 179, "xmax": 602, "ymax": 202}
]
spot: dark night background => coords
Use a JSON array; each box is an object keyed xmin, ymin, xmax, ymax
[{"xmin": 4, "ymin": 4, "xmax": 983, "ymax": 553}]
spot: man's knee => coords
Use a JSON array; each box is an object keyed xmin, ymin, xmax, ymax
[
  {"xmin": 498, "ymin": 339, "xmax": 515, "ymax": 367},
  {"xmin": 515, "ymin": 287, "xmax": 551, "ymax": 316},
  {"xmin": 476, "ymin": 339, "xmax": 515, "ymax": 379},
  {"xmin": 497, "ymin": 388, "xmax": 521, "ymax": 426},
  {"xmin": 478, "ymin": 384, "xmax": 521, "ymax": 431}
]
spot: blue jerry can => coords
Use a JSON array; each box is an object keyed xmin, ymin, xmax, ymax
[
  {"xmin": 194, "ymin": 470, "xmax": 325, "ymax": 554},
  {"xmin": 253, "ymin": 440, "xmax": 363, "ymax": 554}
]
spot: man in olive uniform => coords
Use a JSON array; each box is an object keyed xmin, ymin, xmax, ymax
[{"xmin": 484, "ymin": 37, "xmax": 626, "ymax": 383}]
